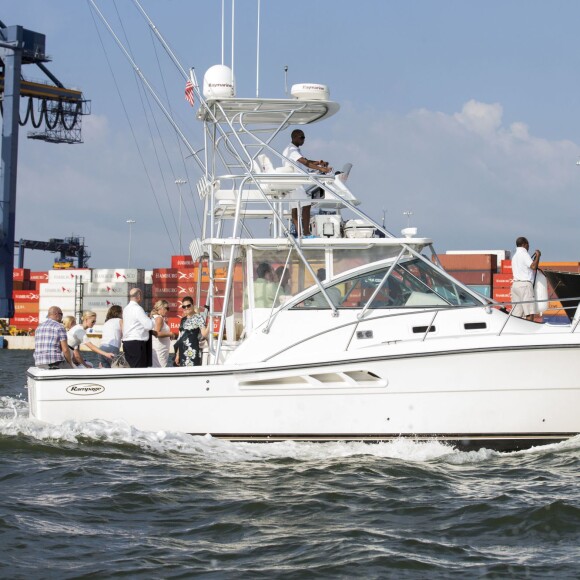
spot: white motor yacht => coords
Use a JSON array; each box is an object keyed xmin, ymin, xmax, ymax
[{"xmin": 26, "ymin": 58, "xmax": 580, "ymax": 451}]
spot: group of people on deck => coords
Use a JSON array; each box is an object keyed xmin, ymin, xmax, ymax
[{"xmin": 33, "ymin": 289, "xmax": 209, "ymax": 370}]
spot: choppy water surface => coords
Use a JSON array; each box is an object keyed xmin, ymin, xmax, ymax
[{"xmin": 1, "ymin": 350, "xmax": 578, "ymax": 578}]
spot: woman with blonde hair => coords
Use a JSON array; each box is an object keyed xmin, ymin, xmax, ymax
[
  {"xmin": 67, "ymin": 310, "xmax": 115, "ymax": 368},
  {"xmin": 150, "ymin": 299, "xmax": 174, "ymax": 367},
  {"xmin": 62, "ymin": 315, "xmax": 76, "ymax": 332},
  {"xmin": 98, "ymin": 304, "xmax": 123, "ymax": 368}
]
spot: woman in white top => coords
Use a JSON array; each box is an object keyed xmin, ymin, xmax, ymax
[
  {"xmin": 99, "ymin": 304, "xmax": 123, "ymax": 368},
  {"xmin": 68, "ymin": 310, "xmax": 114, "ymax": 368},
  {"xmin": 151, "ymin": 300, "xmax": 174, "ymax": 367}
]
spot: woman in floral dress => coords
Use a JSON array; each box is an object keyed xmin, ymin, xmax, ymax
[{"xmin": 174, "ymin": 297, "xmax": 209, "ymax": 366}]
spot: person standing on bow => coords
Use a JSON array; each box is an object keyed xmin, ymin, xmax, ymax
[
  {"xmin": 122, "ymin": 288, "xmax": 155, "ymax": 368},
  {"xmin": 33, "ymin": 306, "xmax": 75, "ymax": 370},
  {"xmin": 174, "ymin": 297, "xmax": 209, "ymax": 367},
  {"xmin": 283, "ymin": 129, "xmax": 332, "ymax": 237},
  {"xmin": 511, "ymin": 236, "xmax": 541, "ymax": 320}
]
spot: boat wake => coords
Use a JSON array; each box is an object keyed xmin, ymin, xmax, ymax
[{"xmin": 1, "ymin": 395, "xmax": 579, "ymax": 464}]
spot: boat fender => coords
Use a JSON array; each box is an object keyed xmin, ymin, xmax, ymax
[{"xmin": 534, "ymin": 270, "xmax": 549, "ymax": 314}]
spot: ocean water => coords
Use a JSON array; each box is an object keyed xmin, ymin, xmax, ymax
[{"xmin": 1, "ymin": 350, "xmax": 579, "ymax": 579}]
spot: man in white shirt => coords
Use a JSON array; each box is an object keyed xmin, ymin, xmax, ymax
[
  {"xmin": 511, "ymin": 236, "xmax": 541, "ymax": 320},
  {"xmin": 282, "ymin": 129, "xmax": 332, "ymax": 237},
  {"xmin": 122, "ymin": 288, "xmax": 155, "ymax": 367}
]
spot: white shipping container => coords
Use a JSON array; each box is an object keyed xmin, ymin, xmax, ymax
[
  {"xmin": 82, "ymin": 296, "xmax": 129, "ymax": 310},
  {"xmin": 83, "ymin": 282, "xmax": 136, "ymax": 296},
  {"xmin": 39, "ymin": 296, "xmax": 76, "ymax": 313},
  {"xmin": 48, "ymin": 269, "xmax": 92, "ymax": 283},
  {"xmin": 91, "ymin": 268, "xmax": 144, "ymax": 284},
  {"xmin": 39, "ymin": 282, "xmax": 76, "ymax": 297}
]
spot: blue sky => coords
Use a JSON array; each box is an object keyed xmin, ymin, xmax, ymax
[{"xmin": 3, "ymin": 0, "xmax": 580, "ymax": 270}]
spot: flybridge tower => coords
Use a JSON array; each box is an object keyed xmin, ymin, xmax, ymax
[{"xmin": 0, "ymin": 21, "xmax": 90, "ymax": 318}]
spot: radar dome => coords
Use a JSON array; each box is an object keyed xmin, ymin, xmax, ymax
[
  {"xmin": 291, "ymin": 83, "xmax": 329, "ymax": 101},
  {"xmin": 203, "ymin": 65, "xmax": 236, "ymax": 99}
]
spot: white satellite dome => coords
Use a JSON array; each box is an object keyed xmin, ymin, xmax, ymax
[
  {"xmin": 203, "ymin": 65, "xmax": 236, "ymax": 99},
  {"xmin": 290, "ymin": 83, "xmax": 329, "ymax": 101}
]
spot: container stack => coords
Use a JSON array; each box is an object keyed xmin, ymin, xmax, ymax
[
  {"xmin": 492, "ymin": 260, "xmax": 513, "ymax": 309},
  {"xmin": 438, "ymin": 253, "xmax": 498, "ymax": 299},
  {"xmin": 39, "ymin": 269, "xmax": 91, "ymax": 322},
  {"xmin": 10, "ymin": 268, "xmax": 41, "ymax": 332},
  {"xmin": 88, "ymin": 269, "xmax": 144, "ymax": 323}
]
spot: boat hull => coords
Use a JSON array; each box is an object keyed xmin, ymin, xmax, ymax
[{"xmin": 27, "ymin": 341, "xmax": 580, "ymax": 451}]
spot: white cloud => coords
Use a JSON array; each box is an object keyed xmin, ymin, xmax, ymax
[{"xmin": 323, "ymin": 100, "xmax": 580, "ymax": 260}]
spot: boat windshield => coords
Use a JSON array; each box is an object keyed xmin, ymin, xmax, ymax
[{"xmin": 293, "ymin": 258, "xmax": 482, "ymax": 309}]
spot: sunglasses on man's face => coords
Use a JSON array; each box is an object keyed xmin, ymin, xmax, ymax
[{"xmin": 182, "ymin": 304, "xmax": 193, "ymax": 309}]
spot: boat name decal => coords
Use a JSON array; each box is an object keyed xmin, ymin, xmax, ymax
[{"xmin": 66, "ymin": 383, "xmax": 105, "ymax": 396}]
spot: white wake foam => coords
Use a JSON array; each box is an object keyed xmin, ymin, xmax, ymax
[{"xmin": 1, "ymin": 395, "xmax": 578, "ymax": 464}]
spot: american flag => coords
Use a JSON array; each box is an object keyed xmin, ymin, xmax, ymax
[{"xmin": 184, "ymin": 79, "xmax": 194, "ymax": 106}]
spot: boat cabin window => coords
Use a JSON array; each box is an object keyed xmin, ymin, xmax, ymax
[
  {"xmin": 293, "ymin": 258, "xmax": 481, "ymax": 309},
  {"xmin": 244, "ymin": 248, "xmax": 325, "ymax": 308}
]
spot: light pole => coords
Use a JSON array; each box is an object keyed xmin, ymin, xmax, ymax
[
  {"xmin": 126, "ymin": 219, "xmax": 136, "ymax": 267},
  {"xmin": 175, "ymin": 179, "xmax": 187, "ymax": 255},
  {"xmin": 403, "ymin": 210, "xmax": 413, "ymax": 227}
]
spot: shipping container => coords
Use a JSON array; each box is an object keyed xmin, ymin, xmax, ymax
[
  {"xmin": 39, "ymin": 283, "xmax": 76, "ymax": 297},
  {"xmin": 91, "ymin": 268, "xmax": 144, "ymax": 284},
  {"xmin": 30, "ymin": 271, "xmax": 49, "ymax": 282},
  {"xmin": 447, "ymin": 271, "xmax": 492, "ymax": 285},
  {"xmin": 10, "ymin": 314, "xmax": 39, "ymax": 327},
  {"xmin": 539, "ymin": 262, "xmax": 580, "ymax": 273},
  {"xmin": 13, "ymin": 302, "xmax": 40, "ymax": 314},
  {"xmin": 12, "ymin": 268, "xmax": 31, "ymax": 281},
  {"xmin": 171, "ymin": 255, "xmax": 195, "ymax": 269},
  {"xmin": 493, "ymin": 273, "xmax": 513, "ymax": 288},
  {"xmin": 48, "ymin": 269, "xmax": 91, "ymax": 283},
  {"xmin": 152, "ymin": 268, "xmax": 179, "ymax": 284},
  {"xmin": 492, "ymin": 288, "xmax": 511, "ymax": 302},
  {"xmin": 501, "ymin": 260, "xmax": 512, "ymax": 274},
  {"xmin": 84, "ymin": 282, "xmax": 137, "ymax": 296},
  {"xmin": 12, "ymin": 290, "xmax": 40, "ymax": 302},
  {"xmin": 438, "ymin": 254, "xmax": 497, "ymax": 271}
]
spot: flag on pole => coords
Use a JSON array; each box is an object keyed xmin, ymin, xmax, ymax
[{"xmin": 184, "ymin": 79, "xmax": 194, "ymax": 106}]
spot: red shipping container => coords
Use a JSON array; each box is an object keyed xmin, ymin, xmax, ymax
[
  {"xmin": 12, "ymin": 290, "xmax": 40, "ymax": 302},
  {"xmin": 167, "ymin": 317, "xmax": 182, "ymax": 333},
  {"xmin": 177, "ymin": 268, "xmax": 196, "ymax": 281},
  {"xmin": 30, "ymin": 271, "xmax": 49, "ymax": 282},
  {"xmin": 13, "ymin": 268, "xmax": 30, "ymax": 281},
  {"xmin": 493, "ymin": 273, "xmax": 513, "ymax": 288},
  {"xmin": 493, "ymin": 288, "xmax": 512, "ymax": 302},
  {"xmin": 151, "ymin": 286, "xmax": 180, "ymax": 298},
  {"xmin": 10, "ymin": 314, "xmax": 40, "ymax": 326},
  {"xmin": 447, "ymin": 271, "xmax": 492, "ymax": 285},
  {"xmin": 171, "ymin": 255, "xmax": 196, "ymax": 269},
  {"xmin": 501, "ymin": 260, "xmax": 512, "ymax": 274},
  {"xmin": 438, "ymin": 254, "xmax": 497, "ymax": 271},
  {"xmin": 152, "ymin": 268, "xmax": 179, "ymax": 284}
]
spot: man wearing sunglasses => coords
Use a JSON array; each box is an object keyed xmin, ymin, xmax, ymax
[{"xmin": 122, "ymin": 288, "xmax": 155, "ymax": 368}]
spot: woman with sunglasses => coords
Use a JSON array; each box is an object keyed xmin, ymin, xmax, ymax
[{"xmin": 174, "ymin": 297, "xmax": 209, "ymax": 366}]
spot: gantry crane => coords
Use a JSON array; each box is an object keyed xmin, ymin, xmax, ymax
[{"xmin": 0, "ymin": 20, "xmax": 90, "ymax": 318}]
